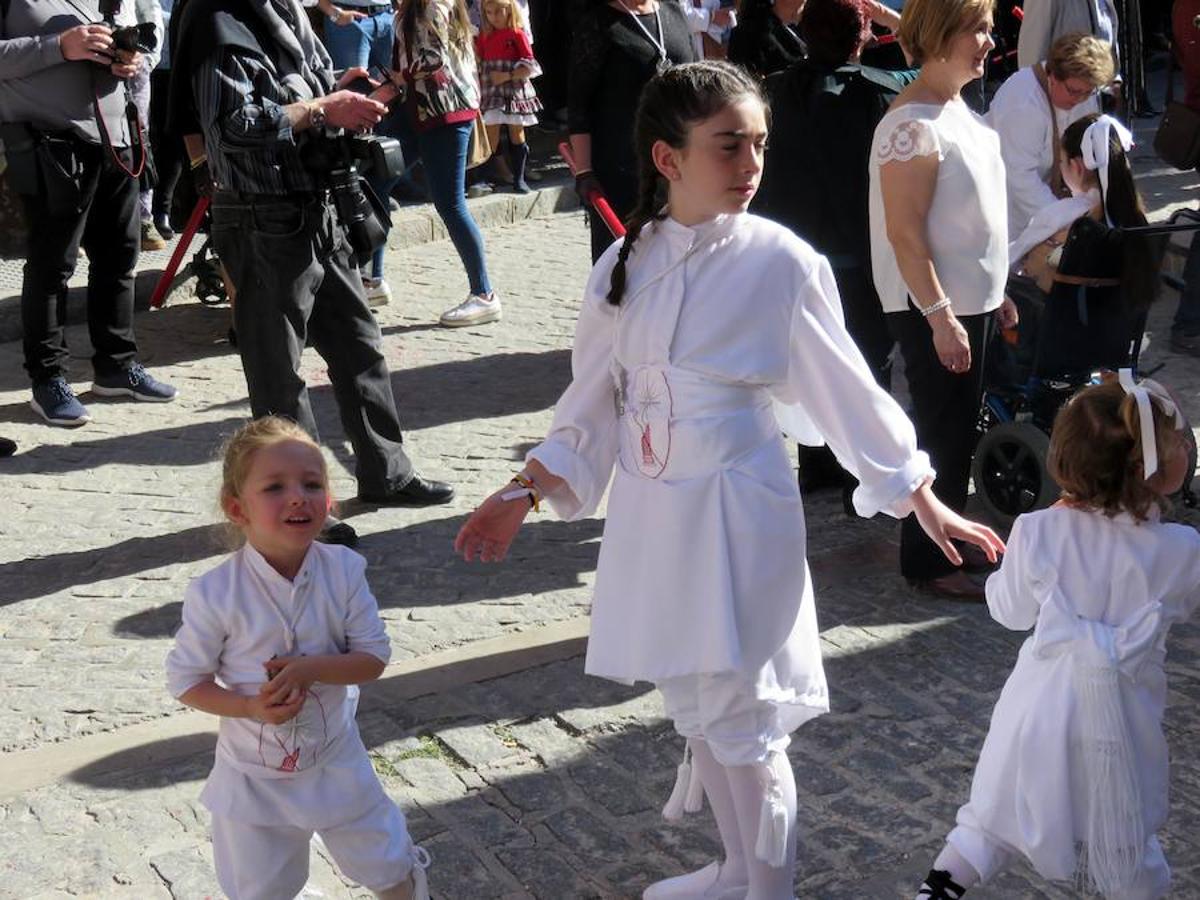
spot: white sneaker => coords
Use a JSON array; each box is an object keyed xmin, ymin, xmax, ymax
[
  {"xmin": 439, "ymin": 291, "xmax": 501, "ymax": 327},
  {"xmin": 411, "ymin": 845, "xmax": 431, "ymax": 900},
  {"xmin": 363, "ymin": 277, "xmax": 392, "ymax": 308},
  {"xmin": 642, "ymin": 861, "xmax": 747, "ymax": 899}
]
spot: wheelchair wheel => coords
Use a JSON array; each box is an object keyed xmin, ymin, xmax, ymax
[{"xmin": 972, "ymin": 422, "xmax": 1060, "ymax": 528}]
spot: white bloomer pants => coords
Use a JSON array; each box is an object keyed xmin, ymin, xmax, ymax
[
  {"xmin": 212, "ymin": 795, "xmax": 414, "ymax": 900},
  {"xmin": 658, "ymin": 672, "xmax": 796, "ymax": 767}
]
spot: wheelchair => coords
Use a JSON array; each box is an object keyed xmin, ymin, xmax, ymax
[{"xmin": 971, "ymin": 209, "xmax": 1200, "ymax": 527}]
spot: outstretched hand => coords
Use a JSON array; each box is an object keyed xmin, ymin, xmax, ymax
[
  {"xmin": 454, "ymin": 487, "xmax": 531, "ymax": 562},
  {"xmin": 910, "ymin": 481, "xmax": 1005, "ymax": 567}
]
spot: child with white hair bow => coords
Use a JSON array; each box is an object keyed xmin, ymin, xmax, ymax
[
  {"xmin": 1009, "ymin": 113, "xmax": 1159, "ymax": 310},
  {"xmin": 915, "ymin": 370, "xmax": 1199, "ymax": 900}
]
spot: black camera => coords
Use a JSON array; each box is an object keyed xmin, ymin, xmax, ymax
[
  {"xmin": 302, "ymin": 134, "xmax": 406, "ymax": 259},
  {"xmin": 97, "ymin": 0, "xmax": 158, "ymax": 54}
]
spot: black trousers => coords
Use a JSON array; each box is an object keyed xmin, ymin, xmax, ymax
[
  {"xmin": 18, "ymin": 140, "xmax": 139, "ymax": 383},
  {"xmin": 210, "ymin": 192, "xmax": 414, "ymax": 495},
  {"xmin": 888, "ymin": 306, "xmax": 993, "ymax": 580},
  {"xmin": 148, "ymin": 68, "xmax": 184, "ymax": 221}
]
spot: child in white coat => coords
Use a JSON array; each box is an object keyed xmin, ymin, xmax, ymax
[
  {"xmin": 166, "ymin": 417, "xmax": 429, "ymax": 900},
  {"xmin": 455, "ymin": 61, "xmax": 1003, "ymax": 900},
  {"xmin": 916, "ymin": 374, "xmax": 1199, "ymax": 900}
]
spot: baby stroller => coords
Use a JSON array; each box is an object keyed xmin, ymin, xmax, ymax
[{"xmin": 971, "ymin": 208, "xmax": 1200, "ymax": 526}]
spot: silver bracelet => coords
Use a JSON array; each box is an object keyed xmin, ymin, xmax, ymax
[{"xmin": 920, "ymin": 297, "xmax": 952, "ymax": 318}]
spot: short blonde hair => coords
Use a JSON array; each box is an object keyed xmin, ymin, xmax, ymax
[
  {"xmin": 897, "ymin": 0, "xmax": 995, "ymax": 66},
  {"xmin": 1046, "ymin": 32, "xmax": 1115, "ymax": 87}
]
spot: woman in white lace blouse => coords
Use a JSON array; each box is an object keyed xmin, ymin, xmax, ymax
[{"xmin": 867, "ymin": 0, "xmax": 1018, "ymax": 600}]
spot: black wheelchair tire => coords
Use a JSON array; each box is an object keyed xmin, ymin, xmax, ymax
[{"xmin": 972, "ymin": 421, "xmax": 1060, "ymax": 528}]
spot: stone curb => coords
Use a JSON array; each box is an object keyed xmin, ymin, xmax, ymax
[{"xmin": 0, "ymin": 178, "xmax": 580, "ymax": 345}]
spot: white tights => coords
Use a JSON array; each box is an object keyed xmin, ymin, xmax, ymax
[{"xmin": 692, "ymin": 738, "xmax": 799, "ymax": 900}]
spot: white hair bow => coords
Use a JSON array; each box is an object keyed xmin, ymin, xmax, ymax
[
  {"xmin": 1081, "ymin": 116, "xmax": 1134, "ymax": 226},
  {"xmin": 1117, "ymin": 368, "xmax": 1182, "ymax": 479}
]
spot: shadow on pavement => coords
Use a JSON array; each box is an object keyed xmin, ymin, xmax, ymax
[{"xmin": 1, "ymin": 522, "xmax": 225, "ymax": 609}]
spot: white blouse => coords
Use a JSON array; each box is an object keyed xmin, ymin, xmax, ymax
[
  {"xmin": 528, "ymin": 213, "xmax": 932, "ymax": 709},
  {"xmin": 868, "ymin": 99, "xmax": 1008, "ymax": 316}
]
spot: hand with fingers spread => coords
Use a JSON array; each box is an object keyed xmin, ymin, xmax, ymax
[
  {"xmin": 455, "ymin": 487, "xmax": 533, "ymax": 562},
  {"xmin": 910, "ymin": 480, "xmax": 1005, "ymax": 567},
  {"xmin": 59, "ymin": 23, "xmax": 115, "ymax": 65}
]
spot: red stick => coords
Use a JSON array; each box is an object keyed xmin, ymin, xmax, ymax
[
  {"xmin": 558, "ymin": 141, "xmax": 627, "ymax": 238},
  {"xmin": 149, "ymin": 196, "xmax": 211, "ymax": 309}
]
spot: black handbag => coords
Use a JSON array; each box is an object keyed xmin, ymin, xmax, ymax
[{"xmin": 1154, "ymin": 48, "xmax": 1200, "ymax": 170}]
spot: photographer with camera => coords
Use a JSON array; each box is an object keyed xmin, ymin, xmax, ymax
[
  {"xmin": 173, "ymin": 0, "xmax": 454, "ymax": 529},
  {"xmin": 0, "ymin": 0, "xmax": 177, "ymax": 427}
]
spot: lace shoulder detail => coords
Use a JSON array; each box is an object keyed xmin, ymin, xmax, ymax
[{"xmin": 875, "ymin": 117, "xmax": 941, "ymax": 164}]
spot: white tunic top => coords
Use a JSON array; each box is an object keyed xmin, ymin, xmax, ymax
[
  {"xmin": 868, "ymin": 100, "xmax": 1008, "ymax": 316},
  {"xmin": 955, "ymin": 505, "xmax": 1200, "ymax": 881},
  {"xmin": 166, "ymin": 542, "xmax": 393, "ymax": 827},
  {"xmin": 528, "ymin": 213, "xmax": 932, "ymax": 717},
  {"xmin": 987, "ymin": 66, "xmax": 1100, "ymax": 242}
]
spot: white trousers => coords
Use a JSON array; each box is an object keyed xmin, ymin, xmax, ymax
[
  {"xmin": 212, "ymin": 795, "xmax": 414, "ymax": 900},
  {"xmin": 658, "ymin": 672, "xmax": 797, "ymax": 767}
]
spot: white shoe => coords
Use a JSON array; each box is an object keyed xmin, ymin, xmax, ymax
[
  {"xmin": 363, "ymin": 277, "xmax": 392, "ymax": 308},
  {"xmin": 642, "ymin": 861, "xmax": 747, "ymax": 899},
  {"xmin": 439, "ymin": 291, "xmax": 501, "ymax": 327},
  {"xmin": 411, "ymin": 845, "xmax": 431, "ymax": 900}
]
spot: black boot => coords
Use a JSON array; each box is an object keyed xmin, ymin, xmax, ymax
[{"xmin": 509, "ymin": 141, "xmax": 531, "ymax": 194}]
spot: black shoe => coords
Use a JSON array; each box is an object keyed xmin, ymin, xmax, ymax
[
  {"xmin": 0, "ymin": 436, "xmax": 15, "ymax": 457},
  {"xmin": 359, "ymin": 474, "xmax": 455, "ymax": 507},
  {"xmin": 318, "ymin": 517, "xmax": 359, "ymax": 547},
  {"xmin": 917, "ymin": 869, "xmax": 967, "ymax": 899}
]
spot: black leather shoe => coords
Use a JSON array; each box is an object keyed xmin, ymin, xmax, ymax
[
  {"xmin": 359, "ymin": 474, "xmax": 455, "ymax": 507},
  {"xmin": 0, "ymin": 436, "xmax": 15, "ymax": 458},
  {"xmin": 318, "ymin": 517, "xmax": 358, "ymax": 547}
]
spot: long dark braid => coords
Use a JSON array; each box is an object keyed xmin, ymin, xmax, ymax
[{"xmin": 606, "ymin": 61, "xmax": 765, "ymax": 305}]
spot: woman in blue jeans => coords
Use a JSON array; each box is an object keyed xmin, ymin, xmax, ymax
[{"xmin": 375, "ymin": 0, "xmax": 498, "ymax": 327}]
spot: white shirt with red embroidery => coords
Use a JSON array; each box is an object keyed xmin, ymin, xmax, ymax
[
  {"xmin": 166, "ymin": 542, "xmax": 392, "ymax": 826},
  {"xmin": 528, "ymin": 212, "xmax": 932, "ymax": 721}
]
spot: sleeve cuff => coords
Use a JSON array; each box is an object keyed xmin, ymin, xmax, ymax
[
  {"xmin": 852, "ymin": 453, "xmax": 934, "ymax": 519},
  {"xmin": 167, "ymin": 673, "xmax": 211, "ymax": 700},
  {"xmin": 526, "ymin": 441, "xmax": 597, "ymax": 521}
]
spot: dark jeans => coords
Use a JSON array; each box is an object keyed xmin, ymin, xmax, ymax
[
  {"xmin": 370, "ymin": 115, "xmax": 491, "ymax": 293},
  {"xmin": 888, "ymin": 305, "xmax": 993, "ymax": 580},
  {"xmin": 18, "ymin": 139, "xmax": 139, "ymax": 383},
  {"xmin": 210, "ymin": 191, "xmax": 414, "ymax": 495}
]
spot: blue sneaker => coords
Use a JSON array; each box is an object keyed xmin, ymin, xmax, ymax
[
  {"xmin": 92, "ymin": 363, "xmax": 178, "ymax": 403},
  {"xmin": 31, "ymin": 377, "xmax": 91, "ymax": 427}
]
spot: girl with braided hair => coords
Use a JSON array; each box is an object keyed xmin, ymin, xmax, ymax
[{"xmin": 456, "ymin": 61, "xmax": 1003, "ymax": 899}]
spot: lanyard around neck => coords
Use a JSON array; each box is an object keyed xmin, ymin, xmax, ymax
[{"xmin": 621, "ymin": 3, "xmax": 666, "ymax": 63}]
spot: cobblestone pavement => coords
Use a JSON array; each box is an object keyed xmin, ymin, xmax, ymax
[{"xmin": 2, "ymin": 115, "xmax": 1200, "ymax": 897}]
